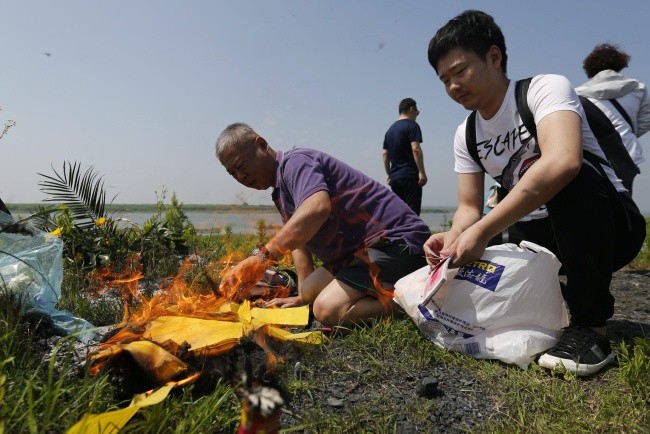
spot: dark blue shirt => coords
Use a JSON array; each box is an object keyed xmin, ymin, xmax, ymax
[{"xmin": 383, "ymin": 119, "xmax": 423, "ymax": 180}]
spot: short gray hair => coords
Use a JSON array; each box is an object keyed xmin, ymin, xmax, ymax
[{"xmin": 215, "ymin": 122, "xmax": 259, "ymax": 160}]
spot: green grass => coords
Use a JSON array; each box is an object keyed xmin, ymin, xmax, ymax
[
  {"xmin": 1, "ymin": 221, "xmax": 649, "ymax": 433},
  {"xmin": 270, "ymin": 318, "xmax": 650, "ymax": 433},
  {"xmin": 629, "ymin": 217, "xmax": 650, "ymax": 269}
]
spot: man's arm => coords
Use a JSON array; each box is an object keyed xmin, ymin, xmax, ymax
[
  {"xmin": 411, "ymin": 141, "xmax": 427, "ymax": 187},
  {"xmin": 220, "ymin": 190, "xmax": 331, "ymax": 299},
  {"xmin": 451, "ymin": 171, "xmax": 485, "ymax": 233},
  {"xmin": 636, "ymin": 87, "xmax": 650, "ymax": 137},
  {"xmin": 449, "ymin": 110, "xmax": 582, "ymax": 265},
  {"xmin": 291, "ymin": 247, "xmax": 315, "ymax": 291},
  {"xmin": 263, "ymin": 247, "xmax": 314, "ymax": 308},
  {"xmin": 265, "ymin": 190, "xmax": 331, "ymax": 260},
  {"xmin": 382, "ymin": 149, "xmax": 391, "ymax": 184},
  {"xmin": 424, "ymin": 171, "xmax": 483, "ymax": 264}
]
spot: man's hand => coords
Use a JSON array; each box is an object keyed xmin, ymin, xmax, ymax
[
  {"xmin": 447, "ymin": 224, "xmax": 490, "ymax": 268},
  {"xmin": 418, "ymin": 172, "xmax": 428, "ymax": 187},
  {"xmin": 423, "ymin": 231, "xmax": 458, "ymax": 266},
  {"xmin": 264, "ymin": 295, "xmax": 305, "ymax": 309},
  {"xmin": 423, "ymin": 232, "xmax": 447, "ymax": 266},
  {"xmin": 219, "ymin": 255, "xmax": 269, "ymax": 302}
]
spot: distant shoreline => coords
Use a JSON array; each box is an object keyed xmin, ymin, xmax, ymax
[{"xmin": 5, "ymin": 203, "xmax": 459, "ymax": 214}]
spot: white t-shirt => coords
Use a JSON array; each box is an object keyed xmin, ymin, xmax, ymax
[{"xmin": 454, "ymin": 74, "xmax": 626, "ymax": 221}]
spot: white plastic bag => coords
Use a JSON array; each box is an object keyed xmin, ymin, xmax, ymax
[{"xmin": 394, "ymin": 241, "xmax": 569, "ymax": 369}]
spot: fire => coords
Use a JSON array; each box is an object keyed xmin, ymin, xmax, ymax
[
  {"xmin": 85, "ymin": 252, "xmax": 323, "ymax": 389},
  {"xmin": 363, "ymin": 252, "xmax": 396, "ymax": 309}
]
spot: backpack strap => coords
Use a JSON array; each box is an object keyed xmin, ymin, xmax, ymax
[
  {"xmin": 465, "ymin": 110, "xmax": 486, "ymax": 172},
  {"xmin": 608, "ymin": 98, "xmax": 635, "ymax": 134},
  {"xmin": 516, "ymin": 78, "xmax": 637, "ymax": 180},
  {"xmin": 466, "ymin": 78, "xmax": 535, "ymax": 172},
  {"xmin": 515, "ymin": 78, "xmax": 536, "ymax": 137},
  {"xmin": 580, "ymin": 96, "xmax": 639, "ymax": 193}
]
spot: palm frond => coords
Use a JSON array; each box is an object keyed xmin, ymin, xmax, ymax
[{"xmin": 37, "ymin": 161, "xmax": 110, "ymax": 230}]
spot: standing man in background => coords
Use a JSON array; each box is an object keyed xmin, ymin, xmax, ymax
[
  {"xmin": 576, "ymin": 43, "xmax": 650, "ymax": 194},
  {"xmin": 383, "ymin": 98, "xmax": 428, "ymax": 215}
]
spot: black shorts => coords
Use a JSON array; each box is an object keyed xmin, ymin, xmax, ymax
[{"xmin": 333, "ymin": 241, "xmax": 427, "ymax": 296}]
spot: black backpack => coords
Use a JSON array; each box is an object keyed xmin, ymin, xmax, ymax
[{"xmin": 465, "ymin": 77, "xmax": 640, "ymax": 192}]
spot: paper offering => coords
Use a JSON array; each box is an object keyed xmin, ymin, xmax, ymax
[{"xmin": 421, "ymin": 256, "xmax": 452, "ymax": 305}]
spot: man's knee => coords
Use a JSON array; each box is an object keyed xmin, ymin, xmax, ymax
[
  {"xmin": 300, "ymin": 267, "xmax": 332, "ymax": 303},
  {"xmin": 312, "ymin": 297, "xmax": 343, "ymax": 326},
  {"xmin": 311, "ymin": 280, "xmax": 358, "ymax": 326}
]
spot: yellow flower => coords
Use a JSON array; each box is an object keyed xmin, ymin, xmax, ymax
[
  {"xmin": 51, "ymin": 227, "xmax": 63, "ymax": 237},
  {"xmin": 96, "ymin": 217, "xmax": 107, "ymax": 227}
]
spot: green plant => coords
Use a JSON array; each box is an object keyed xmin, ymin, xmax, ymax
[
  {"xmin": 255, "ymin": 218, "xmax": 269, "ymax": 245},
  {"xmin": 135, "ymin": 188, "xmax": 196, "ymax": 277},
  {"xmin": 35, "ymin": 161, "xmax": 122, "ymax": 268},
  {"xmin": 617, "ymin": 338, "xmax": 650, "ymax": 403},
  {"xmin": 628, "ymin": 217, "xmax": 650, "ymax": 269},
  {"xmin": 32, "ymin": 164, "xmax": 198, "ymax": 277},
  {"xmin": 0, "ymin": 106, "xmax": 15, "ymax": 142}
]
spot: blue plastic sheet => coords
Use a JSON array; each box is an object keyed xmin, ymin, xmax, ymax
[{"xmin": 0, "ymin": 211, "xmax": 98, "ymax": 343}]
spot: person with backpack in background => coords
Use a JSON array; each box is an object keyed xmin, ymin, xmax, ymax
[
  {"xmin": 382, "ymin": 98, "xmax": 428, "ymax": 215},
  {"xmin": 576, "ymin": 43, "xmax": 650, "ymax": 194},
  {"xmin": 424, "ymin": 10, "xmax": 646, "ymax": 376}
]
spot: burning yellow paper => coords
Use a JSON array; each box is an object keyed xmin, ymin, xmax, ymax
[
  {"xmin": 75, "ymin": 303, "xmax": 323, "ymax": 433},
  {"xmin": 67, "ymin": 385, "xmax": 173, "ymax": 434}
]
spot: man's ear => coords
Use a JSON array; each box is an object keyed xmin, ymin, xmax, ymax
[
  {"xmin": 255, "ymin": 135, "xmax": 268, "ymax": 150},
  {"xmin": 486, "ymin": 45, "xmax": 503, "ymax": 70}
]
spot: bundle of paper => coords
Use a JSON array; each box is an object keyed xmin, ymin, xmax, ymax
[{"xmin": 421, "ymin": 256, "xmax": 452, "ymax": 305}]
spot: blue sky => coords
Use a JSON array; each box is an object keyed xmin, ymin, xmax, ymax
[{"xmin": 2, "ymin": 1, "xmax": 650, "ymax": 213}]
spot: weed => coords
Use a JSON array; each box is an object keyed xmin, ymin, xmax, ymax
[{"xmin": 617, "ymin": 338, "xmax": 650, "ymax": 403}]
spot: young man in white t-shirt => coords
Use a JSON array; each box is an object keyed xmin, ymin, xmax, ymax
[{"xmin": 425, "ymin": 10, "xmax": 646, "ymax": 376}]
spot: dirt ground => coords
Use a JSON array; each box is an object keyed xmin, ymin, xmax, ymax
[
  {"xmin": 605, "ymin": 269, "xmax": 650, "ymax": 343},
  {"xmin": 276, "ymin": 269, "xmax": 650, "ymax": 432}
]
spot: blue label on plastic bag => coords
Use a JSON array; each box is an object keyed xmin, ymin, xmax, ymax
[
  {"xmin": 454, "ymin": 259, "xmax": 504, "ymax": 292},
  {"xmin": 417, "ymin": 305, "xmax": 475, "ymax": 339}
]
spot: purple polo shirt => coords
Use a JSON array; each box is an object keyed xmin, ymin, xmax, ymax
[{"xmin": 272, "ymin": 148, "xmax": 430, "ymax": 269}]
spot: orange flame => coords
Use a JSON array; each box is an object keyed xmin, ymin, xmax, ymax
[{"xmin": 86, "ymin": 251, "xmax": 312, "ymax": 388}]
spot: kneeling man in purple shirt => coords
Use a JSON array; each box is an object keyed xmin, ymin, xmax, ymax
[{"xmin": 215, "ymin": 123, "xmax": 430, "ymax": 327}]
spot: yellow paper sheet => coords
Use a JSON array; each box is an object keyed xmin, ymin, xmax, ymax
[
  {"xmin": 250, "ymin": 305, "xmax": 310, "ymax": 326},
  {"xmin": 265, "ymin": 326, "xmax": 325, "ymax": 344},
  {"xmin": 237, "ymin": 299, "xmax": 252, "ymax": 323},
  {"xmin": 144, "ymin": 316, "xmax": 244, "ymax": 351},
  {"xmin": 76, "ymin": 302, "xmax": 320, "ymax": 432},
  {"xmin": 66, "ymin": 385, "xmax": 173, "ymax": 434}
]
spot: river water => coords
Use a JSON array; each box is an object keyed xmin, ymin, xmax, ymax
[{"xmin": 116, "ymin": 210, "xmax": 453, "ymax": 234}]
